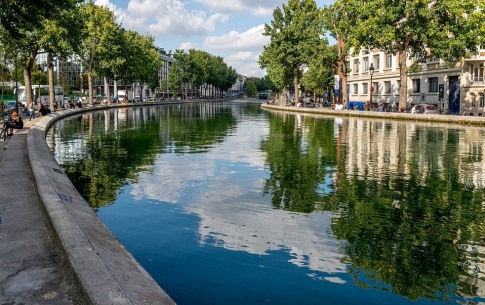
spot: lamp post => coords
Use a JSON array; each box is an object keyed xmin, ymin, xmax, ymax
[
  {"xmin": 37, "ymin": 64, "xmax": 42, "ymax": 106},
  {"xmin": 369, "ymin": 63, "xmax": 375, "ymax": 107},
  {"xmin": 80, "ymin": 72, "xmax": 83, "ymax": 98}
]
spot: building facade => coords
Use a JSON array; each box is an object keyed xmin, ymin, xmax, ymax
[
  {"xmin": 347, "ymin": 47, "xmax": 485, "ymax": 115},
  {"xmin": 35, "ymin": 46, "xmax": 176, "ymax": 100}
]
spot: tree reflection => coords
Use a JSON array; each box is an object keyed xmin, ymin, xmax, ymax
[
  {"xmin": 260, "ymin": 113, "xmax": 336, "ymax": 212},
  {"xmin": 262, "ymin": 111, "xmax": 485, "ymax": 302},
  {"xmin": 54, "ymin": 103, "xmax": 237, "ymax": 208}
]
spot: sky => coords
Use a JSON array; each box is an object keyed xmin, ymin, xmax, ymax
[{"xmin": 94, "ymin": 0, "xmax": 335, "ymax": 78}]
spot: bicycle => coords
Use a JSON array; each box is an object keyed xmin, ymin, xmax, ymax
[{"xmin": 0, "ymin": 114, "xmax": 10, "ymax": 141}]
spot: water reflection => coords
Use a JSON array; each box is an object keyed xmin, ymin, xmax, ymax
[{"xmin": 48, "ymin": 102, "xmax": 485, "ymax": 304}]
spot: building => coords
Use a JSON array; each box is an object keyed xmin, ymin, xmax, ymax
[
  {"xmin": 346, "ymin": 46, "xmax": 485, "ymax": 115},
  {"xmin": 35, "ymin": 46, "xmax": 176, "ymax": 100}
]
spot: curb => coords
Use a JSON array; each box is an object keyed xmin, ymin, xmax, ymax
[
  {"xmin": 27, "ymin": 103, "xmax": 177, "ymax": 305},
  {"xmin": 260, "ymin": 103, "xmax": 485, "ymax": 126}
]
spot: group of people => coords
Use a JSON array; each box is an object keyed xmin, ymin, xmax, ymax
[{"xmin": 3, "ymin": 111, "xmax": 23, "ymax": 137}]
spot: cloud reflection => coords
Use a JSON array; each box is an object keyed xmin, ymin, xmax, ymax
[{"xmin": 130, "ymin": 117, "xmax": 347, "ymax": 279}]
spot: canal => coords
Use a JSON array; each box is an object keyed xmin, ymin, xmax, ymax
[{"xmin": 47, "ymin": 100, "xmax": 485, "ymax": 305}]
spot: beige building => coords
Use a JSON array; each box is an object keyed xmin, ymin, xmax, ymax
[{"xmin": 347, "ymin": 47, "xmax": 485, "ymax": 115}]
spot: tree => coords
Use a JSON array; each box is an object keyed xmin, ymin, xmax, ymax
[
  {"xmin": 322, "ymin": 1, "xmax": 355, "ymax": 107},
  {"xmin": 301, "ymin": 41, "xmax": 337, "ymax": 99},
  {"xmin": 245, "ymin": 79, "xmax": 258, "ymax": 97},
  {"xmin": 76, "ymin": 1, "xmax": 119, "ymax": 105},
  {"xmin": 345, "ymin": 0, "xmax": 485, "ymax": 110},
  {"xmin": 259, "ymin": 0, "xmax": 324, "ymax": 105},
  {"xmin": 0, "ymin": 0, "xmax": 81, "ymax": 108},
  {"xmin": 38, "ymin": 5, "xmax": 82, "ymax": 110}
]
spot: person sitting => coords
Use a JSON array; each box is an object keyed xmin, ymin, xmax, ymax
[
  {"xmin": 39, "ymin": 103, "xmax": 51, "ymax": 116},
  {"xmin": 7, "ymin": 111, "xmax": 23, "ymax": 136}
]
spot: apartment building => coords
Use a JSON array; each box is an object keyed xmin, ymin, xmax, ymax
[{"xmin": 347, "ymin": 47, "xmax": 485, "ymax": 115}]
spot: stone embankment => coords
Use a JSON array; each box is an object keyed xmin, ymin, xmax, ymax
[
  {"xmin": 1, "ymin": 102, "xmax": 179, "ymax": 305},
  {"xmin": 261, "ymin": 103, "xmax": 485, "ymax": 126}
]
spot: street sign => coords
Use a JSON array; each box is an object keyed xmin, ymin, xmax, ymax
[
  {"xmin": 438, "ymin": 84, "xmax": 444, "ymax": 99},
  {"xmin": 370, "ymin": 86, "xmax": 374, "ymax": 93}
]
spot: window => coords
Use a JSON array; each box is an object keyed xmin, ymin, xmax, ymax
[
  {"xmin": 353, "ymin": 84, "xmax": 358, "ymax": 94},
  {"xmin": 353, "ymin": 59, "xmax": 359, "ymax": 73},
  {"xmin": 386, "ymin": 54, "xmax": 393, "ymax": 68},
  {"xmin": 384, "ymin": 81, "xmax": 391, "ymax": 94},
  {"xmin": 363, "ymin": 57, "xmax": 369, "ymax": 71},
  {"xmin": 480, "ymin": 93, "xmax": 485, "ymax": 108},
  {"xmin": 373, "ymin": 55, "xmax": 380, "ymax": 70},
  {"xmin": 428, "ymin": 77, "xmax": 438, "ymax": 92},
  {"xmin": 363, "ymin": 83, "xmax": 368, "ymax": 94},
  {"xmin": 474, "ymin": 64, "xmax": 484, "ymax": 82},
  {"xmin": 471, "ymin": 93, "xmax": 476, "ymax": 107},
  {"xmin": 412, "ymin": 79, "xmax": 420, "ymax": 93}
]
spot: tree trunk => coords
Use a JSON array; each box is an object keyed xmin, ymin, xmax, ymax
[
  {"xmin": 87, "ymin": 72, "xmax": 93, "ymax": 105},
  {"xmin": 47, "ymin": 52, "xmax": 55, "ymax": 111},
  {"xmin": 105, "ymin": 77, "xmax": 111, "ymax": 105},
  {"xmin": 294, "ymin": 67, "xmax": 299, "ymax": 105},
  {"xmin": 22, "ymin": 55, "xmax": 35, "ymax": 108},
  {"xmin": 338, "ymin": 39, "xmax": 348, "ymax": 108},
  {"xmin": 398, "ymin": 49, "xmax": 408, "ymax": 111}
]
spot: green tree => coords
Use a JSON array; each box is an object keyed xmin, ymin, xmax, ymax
[
  {"xmin": 0, "ymin": 0, "xmax": 80, "ymax": 107},
  {"xmin": 301, "ymin": 41, "xmax": 337, "ymax": 98},
  {"xmin": 245, "ymin": 79, "xmax": 257, "ymax": 97},
  {"xmin": 322, "ymin": 1, "xmax": 355, "ymax": 107},
  {"xmin": 39, "ymin": 5, "xmax": 82, "ymax": 110},
  {"xmin": 346, "ymin": 0, "xmax": 485, "ymax": 110},
  {"xmin": 259, "ymin": 0, "xmax": 324, "ymax": 105},
  {"xmin": 76, "ymin": 1, "xmax": 119, "ymax": 104}
]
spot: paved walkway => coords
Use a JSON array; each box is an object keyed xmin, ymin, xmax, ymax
[{"xmin": 0, "ymin": 116, "xmax": 76, "ymax": 304}]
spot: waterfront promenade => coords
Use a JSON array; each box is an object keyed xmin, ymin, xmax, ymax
[
  {"xmin": 261, "ymin": 102, "xmax": 485, "ymax": 126},
  {"xmin": 2, "ymin": 100, "xmax": 485, "ymax": 304},
  {"xmin": 0, "ymin": 117, "xmax": 76, "ymax": 304}
]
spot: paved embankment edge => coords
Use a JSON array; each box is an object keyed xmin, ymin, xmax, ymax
[
  {"xmin": 27, "ymin": 103, "xmax": 179, "ymax": 305},
  {"xmin": 261, "ymin": 103, "xmax": 485, "ymax": 126}
]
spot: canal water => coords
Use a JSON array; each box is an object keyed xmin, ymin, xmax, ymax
[{"xmin": 47, "ymin": 101, "xmax": 485, "ymax": 305}]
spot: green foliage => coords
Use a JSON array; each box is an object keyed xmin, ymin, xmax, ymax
[
  {"xmin": 169, "ymin": 49, "xmax": 237, "ymax": 99},
  {"xmin": 301, "ymin": 42, "xmax": 337, "ymax": 94},
  {"xmin": 342, "ymin": 0, "xmax": 485, "ymax": 108},
  {"xmin": 259, "ymin": 0, "xmax": 325, "ymax": 103},
  {"xmin": 245, "ymin": 80, "xmax": 257, "ymax": 97}
]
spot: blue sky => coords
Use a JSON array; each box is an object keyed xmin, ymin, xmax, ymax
[{"xmin": 96, "ymin": 0, "xmax": 335, "ymax": 77}]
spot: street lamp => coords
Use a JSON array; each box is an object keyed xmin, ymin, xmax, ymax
[
  {"xmin": 369, "ymin": 63, "xmax": 375, "ymax": 107},
  {"xmin": 37, "ymin": 64, "xmax": 42, "ymax": 105},
  {"xmin": 79, "ymin": 72, "xmax": 83, "ymax": 98}
]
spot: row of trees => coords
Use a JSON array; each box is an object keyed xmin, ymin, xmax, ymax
[
  {"xmin": 0, "ymin": 0, "xmax": 163, "ymax": 109},
  {"xmin": 260, "ymin": 0, "xmax": 485, "ymax": 108},
  {"xmin": 168, "ymin": 49, "xmax": 238, "ymax": 99},
  {"xmin": 0, "ymin": 0, "xmax": 238, "ymax": 110}
]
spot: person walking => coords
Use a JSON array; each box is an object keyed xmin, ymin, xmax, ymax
[{"xmin": 28, "ymin": 102, "xmax": 35, "ymax": 121}]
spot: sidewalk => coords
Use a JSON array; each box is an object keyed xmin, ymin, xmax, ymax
[{"xmin": 0, "ymin": 116, "xmax": 76, "ymax": 304}]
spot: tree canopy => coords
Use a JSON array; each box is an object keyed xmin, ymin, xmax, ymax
[
  {"xmin": 259, "ymin": 0, "xmax": 325, "ymax": 105},
  {"xmin": 342, "ymin": 0, "xmax": 485, "ymax": 109}
]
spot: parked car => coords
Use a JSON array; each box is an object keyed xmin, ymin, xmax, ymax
[
  {"xmin": 411, "ymin": 104, "xmax": 438, "ymax": 114},
  {"xmin": 6, "ymin": 101, "xmax": 16, "ymax": 111}
]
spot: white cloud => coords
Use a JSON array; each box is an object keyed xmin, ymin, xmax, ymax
[
  {"xmin": 204, "ymin": 24, "xmax": 268, "ymax": 51},
  {"xmin": 95, "ymin": 0, "xmax": 229, "ymax": 36},
  {"xmin": 95, "ymin": 0, "xmax": 270, "ymax": 76},
  {"xmin": 181, "ymin": 25, "xmax": 268, "ymax": 77},
  {"xmin": 195, "ymin": 0, "xmax": 284, "ymax": 16}
]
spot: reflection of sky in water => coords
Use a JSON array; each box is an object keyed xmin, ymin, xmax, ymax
[{"xmin": 129, "ymin": 118, "xmax": 347, "ymax": 279}]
